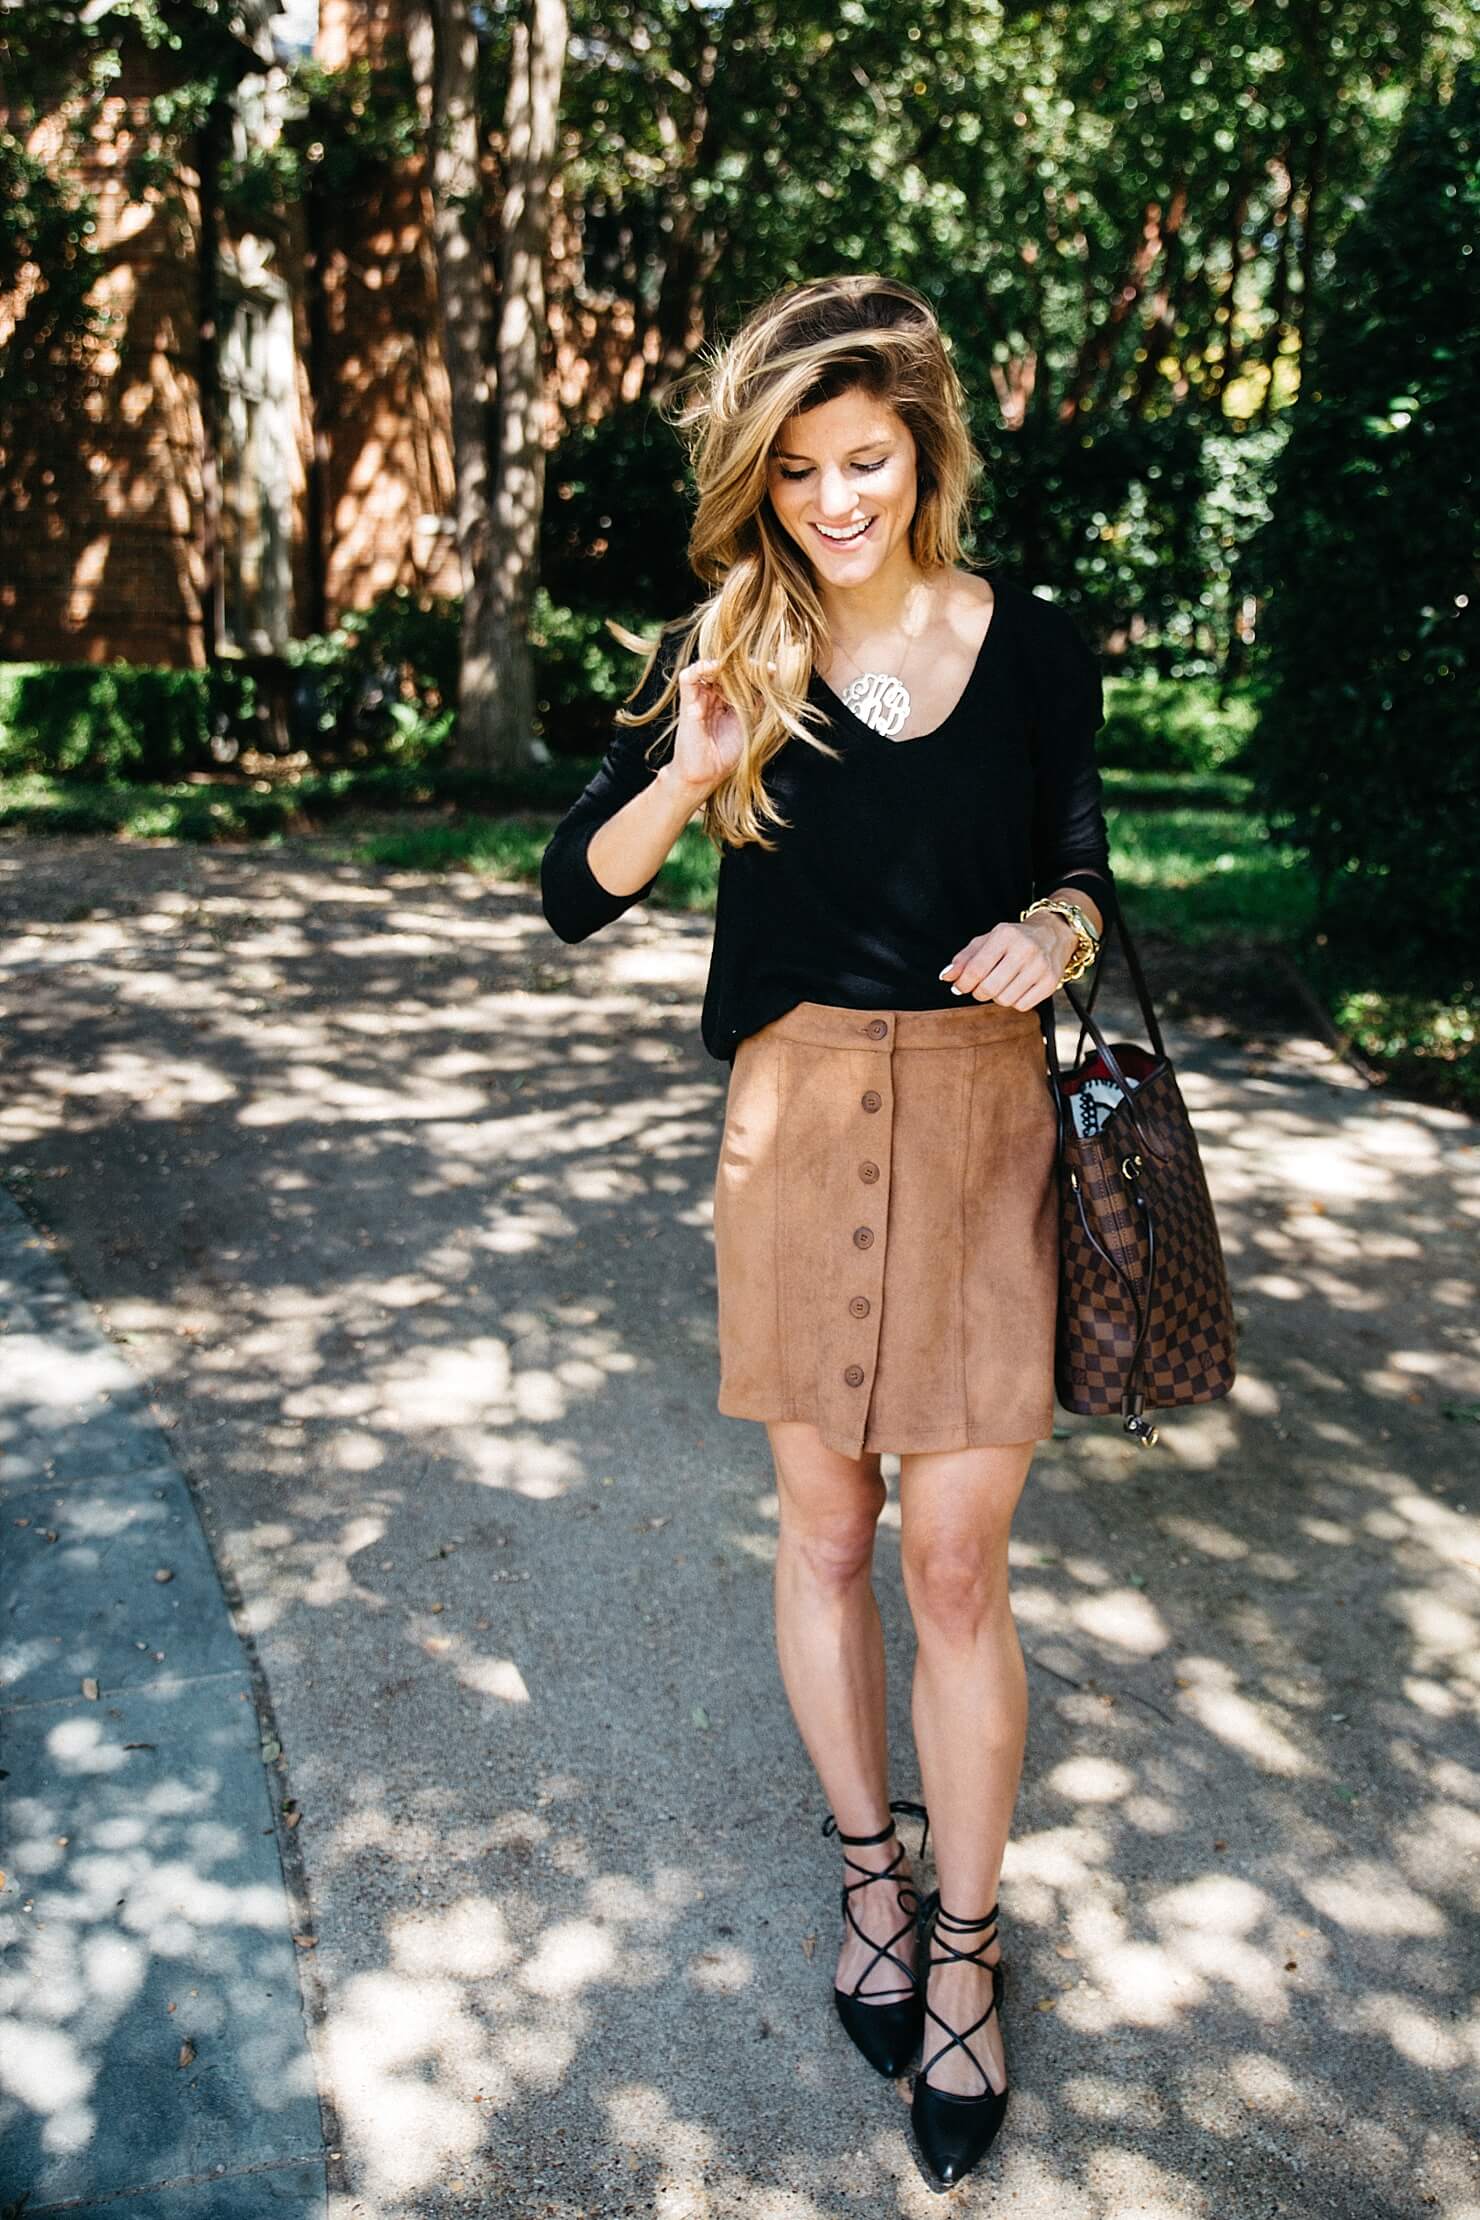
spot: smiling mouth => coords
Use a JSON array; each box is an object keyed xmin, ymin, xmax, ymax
[{"xmin": 812, "ymin": 516, "xmax": 876, "ymax": 546}]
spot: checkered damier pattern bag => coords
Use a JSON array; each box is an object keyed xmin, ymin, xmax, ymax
[{"xmin": 1039, "ymin": 909, "xmax": 1237, "ymax": 1448}]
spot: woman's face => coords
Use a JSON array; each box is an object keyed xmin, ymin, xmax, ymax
[{"xmin": 765, "ymin": 388, "xmax": 919, "ymax": 586}]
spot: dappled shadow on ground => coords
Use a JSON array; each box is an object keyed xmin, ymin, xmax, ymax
[{"xmin": 0, "ymin": 837, "xmax": 1477, "ymax": 2218}]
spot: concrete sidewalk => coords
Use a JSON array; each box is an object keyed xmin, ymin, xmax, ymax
[
  {"xmin": 0, "ymin": 1187, "xmax": 327, "ymax": 2213},
  {"xmin": 0, "ymin": 835, "xmax": 1477, "ymax": 2220}
]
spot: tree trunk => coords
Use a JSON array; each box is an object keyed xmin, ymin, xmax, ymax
[
  {"xmin": 414, "ymin": 0, "xmax": 567, "ymax": 772},
  {"xmin": 197, "ymin": 94, "xmax": 229, "ymax": 664},
  {"xmin": 414, "ymin": 0, "xmax": 498, "ymax": 766},
  {"xmin": 475, "ymin": 0, "xmax": 568, "ymax": 770}
]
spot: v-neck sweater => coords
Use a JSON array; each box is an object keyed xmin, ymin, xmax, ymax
[{"xmin": 539, "ymin": 566, "xmax": 1118, "ymax": 1065}]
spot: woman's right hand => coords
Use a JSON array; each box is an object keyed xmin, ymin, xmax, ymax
[{"xmin": 667, "ymin": 658, "xmax": 749, "ymax": 798}]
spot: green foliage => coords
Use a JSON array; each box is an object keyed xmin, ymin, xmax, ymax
[
  {"xmin": 563, "ymin": 0, "xmax": 1475, "ymax": 652},
  {"xmin": 284, "ymin": 587, "xmax": 672, "ymax": 761},
  {"xmin": 1097, "ymin": 674, "xmax": 1259, "ymax": 775},
  {"xmin": 1242, "ymin": 63, "xmax": 1480, "ymax": 984},
  {"xmin": 284, "ymin": 59, "xmax": 424, "ymax": 198},
  {"xmin": 542, "ymin": 410, "xmax": 697, "ymax": 619},
  {"xmin": 0, "ymin": 662, "xmax": 254, "ymax": 780},
  {"xmin": 218, "ymin": 57, "xmax": 425, "ymax": 224},
  {"xmin": 0, "ymin": 135, "xmax": 106, "ymax": 429},
  {"xmin": 0, "ymin": 596, "xmax": 663, "ymax": 781},
  {"xmin": 1329, "ymin": 984, "xmax": 1479, "ymax": 1111},
  {"xmin": 284, "ymin": 592, "xmax": 461, "ymax": 764},
  {"xmin": 530, "ymin": 593, "xmax": 674, "ymax": 754}
]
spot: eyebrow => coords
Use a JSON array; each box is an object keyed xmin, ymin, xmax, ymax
[{"xmin": 772, "ymin": 439, "xmax": 891, "ymax": 461}]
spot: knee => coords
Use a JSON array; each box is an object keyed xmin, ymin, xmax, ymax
[
  {"xmin": 781, "ymin": 1504, "xmax": 883, "ymax": 1594},
  {"xmin": 902, "ymin": 1537, "xmax": 1003, "ymax": 1641}
]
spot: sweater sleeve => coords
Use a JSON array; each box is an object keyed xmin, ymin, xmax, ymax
[
  {"xmin": 539, "ymin": 630, "xmax": 685, "ymax": 945},
  {"xmin": 1027, "ymin": 604, "xmax": 1118, "ymax": 937}
]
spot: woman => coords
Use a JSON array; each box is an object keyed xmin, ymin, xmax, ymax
[{"xmin": 540, "ymin": 274, "xmax": 1114, "ymax": 2191}]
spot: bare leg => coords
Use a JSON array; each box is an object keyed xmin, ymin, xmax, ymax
[
  {"xmin": 897, "ymin": 1438, "xmax": 1036, "ymax": 2096},
  {"xmin": 767, "ymin": 1418, "xmax": 920, "ymax": 1999}
]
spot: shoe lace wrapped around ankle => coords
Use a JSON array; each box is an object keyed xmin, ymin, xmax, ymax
[
  {"xmin": 919, "ymin": 1897, "xmax": 1002, "ymax": 2095},
  {"xmin": 821, "ymin": 1799, "xmax": 931, "ymax": 2005}
]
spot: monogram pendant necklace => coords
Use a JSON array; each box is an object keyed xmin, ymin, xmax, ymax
[{"xmin": 829, "ymin": 582, "xmax": 937, "ymax": 740}]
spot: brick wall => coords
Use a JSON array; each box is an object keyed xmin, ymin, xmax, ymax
[
  {"xmin": 0, "ymin": 76, "xmax": 212, "ymax": 666},
  {"xmin": 0, "ymin": 2, "xmax": 463, "ymax": 672}
]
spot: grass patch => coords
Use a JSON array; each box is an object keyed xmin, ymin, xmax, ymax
[
  {"xmin": 1100, "ymin": 767, "xmax": 1254, "ymax": 810},
  {"xmin": 320, "ymin": 809, "xmax": 723, "ymax": 911},
  {"xmin": 1102, "ymin": 801, "xmax": 1317, "ymax": 945},
  {"xmin": 0, "ymin": 760, "xmax": 600, "ymax": 842}
]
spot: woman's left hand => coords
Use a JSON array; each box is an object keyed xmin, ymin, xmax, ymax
[{"xmin": 938, "ymin": 915, "xmax": 1075, "ymax": 1010}]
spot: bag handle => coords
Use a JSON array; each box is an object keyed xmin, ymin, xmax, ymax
[
  {"xmin": 1038, "ymin": 907, "xmax": 1170, "ymax": 1159},
  {"xmin": 1068, "ymin": 907, "xmax": 1165, "ymax": 1056}
]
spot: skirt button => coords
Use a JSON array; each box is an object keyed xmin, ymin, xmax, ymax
[
  {"xmin": 848, "ymin": 1296, "xmax": 870, "ymax": 1318},
  {"xmin": 861, "ymin": 1090, "xmax": 882, "ymax": 1111},
  {"xmin": 852, "ymin": 1226, "xmax": 875, "ymax": 1249},
  {"xmin": 858, "ymin": 1160, "xmax": 879, "ymax": 1182},
  {"xmin": 844, "ymin": 1364, "xmax": 866, "ymax": 1386},
  {"xmin": 865, "ymin": 1018, "xmax": 888, "ymax": 1039}
]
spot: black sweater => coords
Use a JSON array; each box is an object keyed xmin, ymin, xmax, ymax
[{"xmin": 539, "ymin": 567, "xmax": 1117, "ymax": 1064}]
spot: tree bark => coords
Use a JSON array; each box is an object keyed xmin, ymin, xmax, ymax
[
  {"xmin": 197, "ymin": 93, "xmax": 229, "ymax": 664},
  {"xmin": 479, "ymin": 0, "xmax": 569, "ymax": 769},
  {"xmin": 414, "ymin": 0, "xmax": 499, "ymax": 762}
]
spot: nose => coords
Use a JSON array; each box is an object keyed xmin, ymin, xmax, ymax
[{"xmin": 815, "ymin": 465, "xmax": 863, "ymax": 519}]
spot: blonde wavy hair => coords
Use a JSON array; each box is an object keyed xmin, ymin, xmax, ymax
[{"xmin": 610, "ymin": 273, "xmax": 985, "ymax": 852}]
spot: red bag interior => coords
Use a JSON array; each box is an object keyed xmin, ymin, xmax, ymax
[{"xmin": 1059, "ymin": 1042, "xmax": 1160, "ymax": 1096}]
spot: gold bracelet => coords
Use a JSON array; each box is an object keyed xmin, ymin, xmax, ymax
[{"xmin": 1020, "ymin": 897, "xmax": 1100, "ymax": 985}]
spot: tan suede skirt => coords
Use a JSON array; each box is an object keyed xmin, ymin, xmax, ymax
[{"xmin": 712, "ymin": 998, "xmax": 1061, "ymax": 1458}]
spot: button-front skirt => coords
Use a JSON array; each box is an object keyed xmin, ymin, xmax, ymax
[{"xmin": 712, "ymin": 998, "xmax": 1060, "ymax": 1456}]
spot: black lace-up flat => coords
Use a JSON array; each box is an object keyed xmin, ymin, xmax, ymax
[
  {"xmin": 910, "ymin": 1891, "xmax": 1009, "ymax": 2188},
  {"xmin": 819, "ymin": 1797, "xmax": 931, "ymax": 2078}
]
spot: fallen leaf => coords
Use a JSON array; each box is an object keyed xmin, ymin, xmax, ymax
[
  {"xmin": 178, "ymin": 2039, "xmax": 196, "ymax": 2068},
  {"xmin": 292, "ymin": 1934, "xmax": 317, "ymax": 1951},
  {"xmin": 800, "ymin": 1932, "xmax": 817, "ymax": 1961},
  {"xmin": 154, "ymin": 1568, "xmax": 174, "ymax": 1584},
  {"xmin": 81, "ymin": 1678, "xmax": 99, "ymax": 1701},
  {"xmin": 422, "ymin": 1636, "xmax": 452, "ymax": 1656},
  {"xmin": 1035, "ymin": 1998, "xmax": 1056, "ymax": 2012},
  {"xmin": 691, "ymin": 1704, "xmax": 710, "ymax": 1730},
  {"xmin": 260, "ymin": 1738, "xmax": 282, "ymax": 1764}
]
